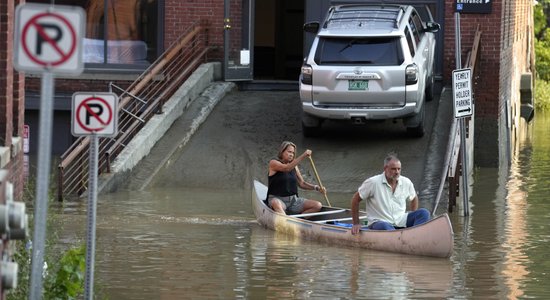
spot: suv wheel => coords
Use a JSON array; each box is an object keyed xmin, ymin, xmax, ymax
[
  {"xmin": 426, "ymin": 73, "xmax": 435, "ymax": 102},
  {"xmin": 406, "ymin": 122, "xmax": 425, "ymax": 138},
  {"xmin": 302, "ymin": 112, "xmax": 322, "ymax": 137},
  {"xmin": 302, "ymin": 122, "xmax": 322, "ymax": 137},
  {"xmin": 405, "ymin": 104, "xmax": 425, "ymax": 138}
]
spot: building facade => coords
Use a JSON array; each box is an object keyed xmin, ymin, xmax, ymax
[{"xmin": 2, "ymin": 0, "xmax": 536, "ymax": 197}]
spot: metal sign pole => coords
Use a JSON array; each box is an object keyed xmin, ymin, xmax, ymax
[
  {"xmin": 84, "ymin": 133, "xmax": 99, "ymax": 299},
  {"xmin": 29, "ymin": 72, "xmax": 55, "ymax": 300},
  {"xmin": 455, "ymin": 12, "xmax": 470, "ymax": 216}
]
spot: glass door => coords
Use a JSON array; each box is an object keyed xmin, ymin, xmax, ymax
[{"xmin": 224, "ymin": 0, "xmax": 254, "ymax": 80}]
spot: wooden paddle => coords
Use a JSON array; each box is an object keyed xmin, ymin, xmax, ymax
[{"xmin": 308, "ymin": 156, "xmax": 332, "ymax": 207}]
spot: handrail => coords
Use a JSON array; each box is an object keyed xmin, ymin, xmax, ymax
[
  {"xmin": 57, "ymin": 20, "xmax": 212, "ymax": 201},
  {"xmin": 432, "ymin": 25, "xmax": 481, "ymax": 214}
]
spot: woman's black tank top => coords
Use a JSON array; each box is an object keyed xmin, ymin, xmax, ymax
[{"xmin": 268, "ymin": 164, "xmax": 298, "ymax": 197}]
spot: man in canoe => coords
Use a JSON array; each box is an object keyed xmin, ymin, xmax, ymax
[
  {"xmin": 351, "ymin": 153, "xmax": 430, "ymax": 233},
  {"xmin": 266, "ymin": 141, "xmax": 325, "ymax": 215}
]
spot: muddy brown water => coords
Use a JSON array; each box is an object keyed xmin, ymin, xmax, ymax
[{"xmin": 53, "ymin": 92, "xmax": 550, "ymax": 299}]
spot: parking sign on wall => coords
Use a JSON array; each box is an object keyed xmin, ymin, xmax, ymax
[
  {"xmin": 453, "ymin": 68, "xmax": 473, "ymax": 118},
  {"xmin": 14, "ymin": 3, "xmax": 85, "ymax": 75}
]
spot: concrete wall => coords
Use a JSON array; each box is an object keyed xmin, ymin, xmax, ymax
[{"xmin": 98, "ymin": 62, "xmax": 234, "ymax": 194}]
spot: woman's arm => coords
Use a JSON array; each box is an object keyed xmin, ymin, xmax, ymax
[{"xmin": 295, "ymin": 167, "xmax": 318, "ymax": 191}]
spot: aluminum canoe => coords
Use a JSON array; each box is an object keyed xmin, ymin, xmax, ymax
[{"xmin": 252, "ymin": 180, "xmax": 454, "ymax": 258}]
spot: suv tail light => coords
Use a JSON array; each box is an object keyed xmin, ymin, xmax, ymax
[
  {"xmin": 405, "ymin": 64, "xmax": 418, "ymax": 85},
  {"xmin": 301, "ymin": 65, "xmax": 313, "ymax": 85}
]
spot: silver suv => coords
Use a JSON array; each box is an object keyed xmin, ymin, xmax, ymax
[{"xmin": 299, "ymin": 4, "xmax": 440, "ymax": 137}]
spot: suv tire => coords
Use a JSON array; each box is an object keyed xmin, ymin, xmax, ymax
[
  {"xmin": 405, "ymin": 103, "xmax": 425, "ymax": 138},
  {"xmin": 302, "ymin": 112, "xmax": 322, "ymax": 137},
  {"xmin": 426, "ymin": 73, "xmax": 435, "ymax": 102},
  {"xmin": 302, "ymin": 122, "xmax": 322, "ymax": 137}
]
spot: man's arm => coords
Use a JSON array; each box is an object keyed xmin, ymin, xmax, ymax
[
  {"xmin": 351, "ymin": 192, "xmax": 362, "ymax": 235},
  {"xmin": 409, "ymin": 195, "xmax": 419, "ymax": 211}
]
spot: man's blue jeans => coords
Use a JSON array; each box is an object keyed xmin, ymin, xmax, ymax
[{"xmin": 369, "ymin": 208, "xmax": 431, "ymax": 230}]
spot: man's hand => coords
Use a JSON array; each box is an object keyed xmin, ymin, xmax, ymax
[
  {"xmin": 350, "ymin": 192, "xmax": 363, "ymax": 235},
  {"xmin": 351, "ymin": 224, "xmax": 362, "ymax": 235}
]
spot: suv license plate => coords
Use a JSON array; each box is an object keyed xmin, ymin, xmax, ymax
[{"xmin": 349, "ymin": 80, "xmax": 368, "ymax": 90}]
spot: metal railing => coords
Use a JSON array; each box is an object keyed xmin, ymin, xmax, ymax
[
  {"xmin": 433, "ymin": 25, "xmax": 481, "ymax": 214},
  {"xmin": 58, "ymin": 20, "xmax": 212, "ymax": 201}
]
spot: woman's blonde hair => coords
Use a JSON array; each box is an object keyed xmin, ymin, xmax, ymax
[{"xmin": 278, "ymin": 141, "xmax": 296, "ymax": 159}]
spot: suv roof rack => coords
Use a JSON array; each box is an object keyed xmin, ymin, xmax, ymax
[{"xmin": 323, "ymin": 4, "xmax": 406, "ymax": 29}]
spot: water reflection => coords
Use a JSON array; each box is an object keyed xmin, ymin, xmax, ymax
[
  {"xmin": 249, "ymin": 229, "xmax": 453, "ymax": 299},
  {"xmin": 54, "ymin": 113, "xmax": 550, "ymax": 299}
]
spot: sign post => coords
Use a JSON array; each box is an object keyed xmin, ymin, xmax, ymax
[
  {"xmin": 14, "ymin": 3, "xmax": 85, "ymax": 299},
  {"xmin": 452, "ymin": 7, "xmax": 472, "ymax": 217},
  {"xmin": 71, "ymin": 92, "xmax": 118, "ymax": 300}
]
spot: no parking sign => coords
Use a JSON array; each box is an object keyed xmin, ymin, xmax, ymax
[
  {"xmin": 14, "ymin": 3, "xmax": 85, "ymax": 74},
  {"xmin": 72, "ymin": 93, "xmax": 119, "ymax": 137}
]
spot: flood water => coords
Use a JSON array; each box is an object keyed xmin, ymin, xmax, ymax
[{"xmin": 55, "ymin": 112, "xmax": 550, "ymax": 299}]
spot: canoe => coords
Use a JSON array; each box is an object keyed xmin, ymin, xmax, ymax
[{"xmin": 252, "ymin": 180, "xmax": 454, "ymax": 258}]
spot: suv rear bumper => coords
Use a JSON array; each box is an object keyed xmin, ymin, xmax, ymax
[{"xmin": 301, "ymin": 101, "xmax": 420, "ymax": 120}]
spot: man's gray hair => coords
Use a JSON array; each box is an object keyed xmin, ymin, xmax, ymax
[{"xmin": 384, "ymin": 152, "xmax": 400, "ymax": 166}]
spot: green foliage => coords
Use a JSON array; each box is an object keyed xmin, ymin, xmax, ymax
[
  {"xmin": 535, "ymin": 39, "xmax": 550, "ymax": 81},
  {"xmin": 6, "ymin": 176, "xmax": 87, "ymax": 300},
  {"xmin": 535, "ymin": 2, "xmax": 550, "ymax": 111},
  {"xmin": 535, "ymin": 77, "xmax": 550, "ymax": 111},
  {"xmin": 534, "ymin": 4, "xmax": 547, "ymax": 38},
  {"xmin": 44, "ymin": 245, "xmax": 86, "ymax": 299}
]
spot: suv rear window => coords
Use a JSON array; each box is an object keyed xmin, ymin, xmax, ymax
[{"xmin": 314, "ymin": 37, "xmax": 404, "ymax": 66}]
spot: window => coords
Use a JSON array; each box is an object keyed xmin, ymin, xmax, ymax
[
  {"xmin": 411, "ymin": 13, "xmax": 424, "ymax": 39},
  {"xmin": 404, "ymin": 27, "xmax": 415, "ymax": 57},
  {"xmin": 28, "ymin": 0, "xmax": 159, "ymax": 67},
  {"xmin": 408, "ymin": 15, "xmax": 421, "ymax": 45},
  {"xmin": 314, "ymin": 37, "xmax": 404, "ymax": 66}
]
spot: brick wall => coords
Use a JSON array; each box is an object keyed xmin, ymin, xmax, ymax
[
  {"xmin": 0, "ymin": 0, "xmax": 24, "ymax": 201},
  {"xmin": 164, "ymin": 0, "xmax": 224, "ymax": 60},
  {"xmin": 25, "ymin": 77, "xmax": 134, "ymax": 96},
  {"xmin": 443, "ymin": 0, "xmax": 533, "ymax": 167},
  {"xmin": 1, "ymin": 0, "xmax": 25, "ymax": 296}
]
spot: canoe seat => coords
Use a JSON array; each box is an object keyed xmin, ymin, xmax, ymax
[
  {"xmin": 290, "ymin": 209, "xmax": 346, "ymax": 218},
  {"xmin": 313, "ymin": 215, "xmax": 367, "ymax": 224}
]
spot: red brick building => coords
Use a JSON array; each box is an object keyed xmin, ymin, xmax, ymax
[
  {"xmin": 2, "ymin": 0, "xmax": 536, "ymax": 195},
  {"xmin": 1, "ymin": 0, "xmax": 25, "ymax": 202},
  {"xmin": 442, "ymin": 0, "xmax": 535, "ymax": 167}
]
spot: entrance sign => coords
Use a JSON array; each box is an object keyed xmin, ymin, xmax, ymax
[
  {"xmin": 453, "ymin": 68, "xmax": 473, "ymax": 118},
  {"xmin": 72, "ymin": 93, "xmax": 118, "ymax": 136},
  {"xmin": 455, "ymin": 0, "xmax": 492, "ymax": 14},
  {"xmin": 14, "ymin": 3, "xmax": 85, "ymax": 74}
]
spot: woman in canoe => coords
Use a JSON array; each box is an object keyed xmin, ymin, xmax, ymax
[{"xmin": 266, "ymin": 141, "xmax": 325, "ymax": 215}]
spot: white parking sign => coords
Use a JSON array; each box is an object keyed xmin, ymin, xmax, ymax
[
  {"xmin": 453, "ymin": 68, "xmax": 473, "ymax": 118},
  {"xmin": 72, "ymin": 93, "xmax": 118, "ymax": 137},
  {"xmin": 14, "ymin": 3, "xmax": 85, "ymax": 74}
]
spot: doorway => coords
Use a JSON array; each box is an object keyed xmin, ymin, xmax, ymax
[{"xmin": 254, "ymin": 0, "xmax": 305, "ymax": 81}]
